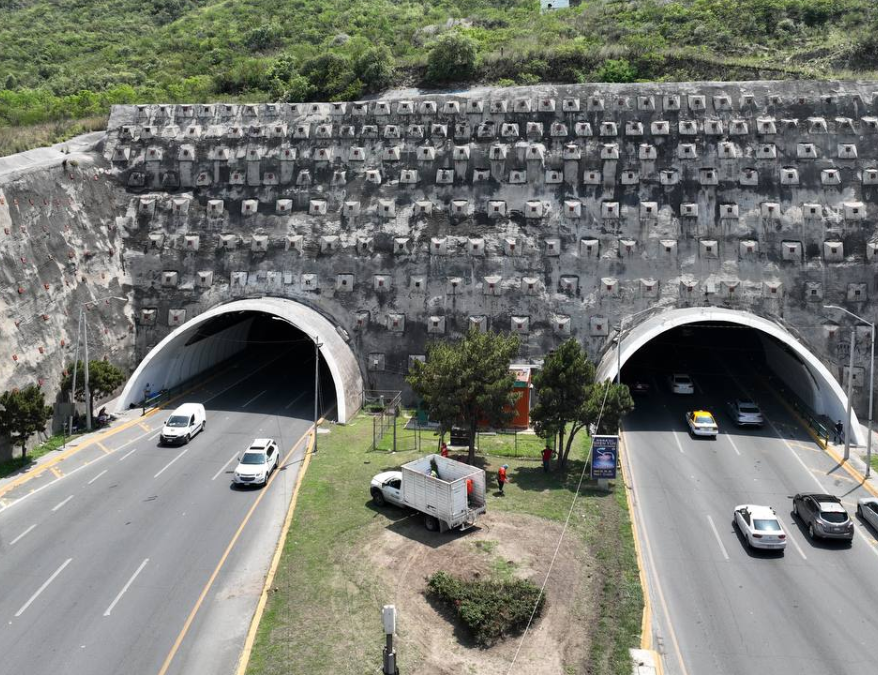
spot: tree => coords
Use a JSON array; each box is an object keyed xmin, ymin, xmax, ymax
[
  {"xmin": 0, "ymin": 385, "xmax": 52, "ymax": 457},
  {"xmin": 530, "ymin": 339, "xmax": 595, "ymax": 470},
  {"xmin": 407, "ymin": 328, "xmax": 520, "ymax": 464},
  {"xmin": 425, "ymin": 31, "xmax": 478, "ymax": 84},
  {"xmin": 353, "ymin": 44, "xmax": 395, "ymax": 93},
  {"xmin": 585, "ymin": 382, "xmax": 635, "ymax": 436},
  {"xmin": 60, "ymin": 360, "xmax": 126, "ymax": 416}
]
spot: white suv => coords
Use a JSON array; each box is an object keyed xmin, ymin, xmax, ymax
[{"xmin": 233, "ymin": 438, "xmax": 279, "ymax": 487}]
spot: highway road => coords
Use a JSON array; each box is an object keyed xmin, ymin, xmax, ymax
[
  {"xmin": 0, "ymin": 348, "xmax": 315, "ymax": 675},
  {"xmin": 624, "ymin": 346, "xmax": 878, "ymax": 675}
]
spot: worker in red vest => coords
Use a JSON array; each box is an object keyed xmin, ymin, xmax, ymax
[
  {"xmin": 498, "ymin": 465, "xmax": 508, "ymax": 495},
  {"xmin": 440, "ymin": 442, "xmax": 449, "ymax": 458},
  {"xmin": 466, "ymin": 477, "xmax": 474, "ymax": 506},
  {"xmin": 541, "ymin": 445, "xmax": 556, "ymax": 473}
]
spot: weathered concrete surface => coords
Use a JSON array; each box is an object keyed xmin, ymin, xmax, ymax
[{"xmin": 3, "ymin": 81, "xmax": 878, "ymax": 421}]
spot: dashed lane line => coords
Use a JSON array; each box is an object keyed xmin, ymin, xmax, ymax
[
  {"xmin": 706, "ymin": 514, "xmax": 730, "ymax": 560},
  {"xmin": 9, "ymin": 524, "xmax": 36, "ymax": 546},
  {"xmin": 104, "ymin": 558, "xmax": 149, "ymax": 617},
  {"xmin": 154, "ymin": 449, "xmax": 189, "ymax": 479},
  {"xmin": 15, "ymin": 558, "xmax": 72, "ymax": 617},
  {"xmin": 241, "ymin": 389, "xmax": 267, "ymax": 409},
  {"xmin": 118, "ymin": 447, "xmax": 139, "ymax": 462},
  {"xmin": 211, "ymin": 453, "xmax": 238, "ymax": 482},
  {"xmin": 775, "ymin": 516, "xmax": 807, "ymax": 560},
  {"xmin": 87, "ymin": 469, "xmax": 108, "ymax": 485},
  {"xmin": 51, "ymin": 495, "xmax": 73, "ymax": 512}
]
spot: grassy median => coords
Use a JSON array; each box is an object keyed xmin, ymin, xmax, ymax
[{"xmin": 247, "ymin": 414, "xmax": 642, "ymax": 674}]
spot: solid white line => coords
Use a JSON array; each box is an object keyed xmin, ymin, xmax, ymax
[
  {"xmin": 15, "ymin": 558, "xmax": 72, "ymax": 617},
  {"xmin": 242, "ymin": 389, "xmax": 267, "ymax": 408},
  {"xmin": 119, "ymin": 446, "xmax": 139, "ymax": 462},
  {"xmin": 212, "ymin": 453, "xmax": 239, "ymax": 481},
  {"xmin": 672, "ymin": 431, "xmax": 685, "ymax": 454},
  {"xmin": 706, "ymin": 514, "xmax": 730, "ymax": 560},
  {"xmin": 725, "ymin": 434, "xmax": 742, "ymax": 456},
  {"xmin": 51, "ymin": 495, "xmax": 74, "ymax": 512},
  {"xmin": 10, "ymin": 524, "xmax": 36, "ymax": 546},
  {"xmin": 284, "ymin": 392, "xmax": 306, "ymax": 409},
  {"xmin": 775, "ymin": 516, "xmax": 807, "ymax": 560},
  {"xmin": 150, "ymin": 432, "xmax": 161, "ymax": 440},
  {"xmin": 87, "ymin": 469, "xmax": 108, "ymax": 485},
  {"xmin": 154, "ymin": 448, "xmax": 189, "ymax": 479},
  {"xmin": 103, "ymin": 558, "xmax": 149, "ymax": 617}
]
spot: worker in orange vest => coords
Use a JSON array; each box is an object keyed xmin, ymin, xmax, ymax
[
  {"xmin": 440, "ymin": 442, "xmax": 449, "ymax": 458},
  {"xmin": 498, "ymin": 465, "xmax": 508, "ymax": 495},
  {"xmin": 466, "ymin": 477, "xmax": 474, "ymax": 506}
]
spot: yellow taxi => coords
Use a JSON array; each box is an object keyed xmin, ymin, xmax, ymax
[{"xmin": 686, "ymin": 410, "xmax": 718, "ymax": 437}]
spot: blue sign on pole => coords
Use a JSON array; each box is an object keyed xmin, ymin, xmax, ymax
[{"xmin": 590, "ymin": 435, "xmax": 619, "ymax": 480}]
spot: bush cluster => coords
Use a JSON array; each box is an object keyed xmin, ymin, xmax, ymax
[{"xmin": 426, "ymin": 570, "xmax": 545, "ymax": 646}]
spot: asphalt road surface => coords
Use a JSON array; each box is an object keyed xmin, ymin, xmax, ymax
[
  {"xmin": 0, "ymin": 349, "xmax": 315, "ymax": 675},
  {"xmin": 625, "ymin": 354, "xmax": 878, "ymax": 675}
]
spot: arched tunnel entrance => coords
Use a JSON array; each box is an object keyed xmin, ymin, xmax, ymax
[
  {"xmin": 597, "ymin": 308, "xmax": 863, "ymax": 445},
  {"xmin": 116, "ymin": 298, "xmax": 363, "ymax": 423}
]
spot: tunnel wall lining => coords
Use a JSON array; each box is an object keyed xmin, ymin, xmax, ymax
[
  {"xmin": 116, "ymin": 297, "xmax": 363, "ymax": 423},
  {"xmin": 596, "ymin": 307, "xmax": 865, "ymax": 446}
]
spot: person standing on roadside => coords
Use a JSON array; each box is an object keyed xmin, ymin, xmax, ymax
[
  {"xmin": 541, "ymin": 445, "xmax": 556, "ymax": 473},
  {"xmin": 834, "ymin": 420, "xmax": 844, "ymax": 444},
  {"xmin": 498, "ymin": 464, "xmax": 508, "ymax": 495},
  {"xmin": 440, "ymin": 441, "xmax": 449, "ymax": 458}
]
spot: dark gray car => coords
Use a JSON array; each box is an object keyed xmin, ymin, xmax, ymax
[{"xmin": 793, "ymin": 493, "xmax": 854, "ymax": 541}]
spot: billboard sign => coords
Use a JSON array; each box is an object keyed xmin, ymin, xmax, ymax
[{"xmin": 590, "ymin": 435, "xmax": 619, "ymax": 480}]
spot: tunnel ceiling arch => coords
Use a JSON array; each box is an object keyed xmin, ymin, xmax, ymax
[
  {"xmin": 596, "ymin": 307, "xmax": 864, "ymax": 446},
  {"xmin": 116, "ymin": 297, "xmax": 363, "ymax": 423}
]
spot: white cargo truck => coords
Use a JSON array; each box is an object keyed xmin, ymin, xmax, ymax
[{"xmin": 370, "ymin": 454, "xmax": 487, "ymax": 532}]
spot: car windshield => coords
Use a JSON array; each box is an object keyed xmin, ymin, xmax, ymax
[
  {"xmin": 695, "ymin": 415, "xmax": 714, "ymax": 425},
  {"xmin": 820, "ymin": 511, "xmax": 848, "ymax": 523},
  {"xmin": 166, "ymin": 415, "xmax": 190, "ymax": 428},
  {"xmin": 240, "ymin": 452, "xmax": 266, "ymax": 465},
  {"xmin": 675, "ymin": 376, "xmax": 691, "ymax": 384},
  {"xmin": 739, "ymin": 404, "xmax": 760, "ymax": 414},
  {"xmin": 753, "ymin": 519, "xmax": 782, "ymax": 532}
]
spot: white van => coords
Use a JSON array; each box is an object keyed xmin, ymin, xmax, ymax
[{"xmin": 160, "ymin": 403, "xmax": 206, "ymax": 445}]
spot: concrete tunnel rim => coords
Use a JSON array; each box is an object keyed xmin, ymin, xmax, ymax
[
  {"xmin": 115, "ymin": 297, "xmax": 363, "ymax": 423},
  {"xmin": 595, "ymin": 307, "xmax": 865, "ymax": 446}
]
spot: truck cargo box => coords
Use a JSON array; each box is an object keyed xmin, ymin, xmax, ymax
[{"xmin": 401, "ymin": 454, "xmax": 487, "ymax": 531}]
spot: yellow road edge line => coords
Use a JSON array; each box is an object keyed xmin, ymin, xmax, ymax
[
  {"xmin": 157, "ymin": 421, "xmax": 320, "ymax": 675},
  {"xmin": 0, "ymin": 370, "xmax": 227, "ymax": 501},
  {"xmin": 49, "ymin": 466, "xmax": 63, "ymax": 479},
  {"xmin": 765, "ymin": 380, "xmax": 878, "ymax": 499},
  {"xmin": 234, "ymin": 422, "xmax": 321, "ymax": 675},
  {"xmin": 618, "ymin": 428, "xmax": 654, "ymax": 653}
]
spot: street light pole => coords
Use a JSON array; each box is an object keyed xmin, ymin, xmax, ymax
[
  {"xmin": 824, "ymin": 304, "xmax": 875, "ymax": 471},
  {"xmin": 84, "ymin": 309, "xmax": 91, "ymax": 432},
  {"xmin": 69, "ymin": 307, "xmax": 83, "ymax": 437},
  {"xmin": 845, "ymin": 328, "xmax": 854, "ymax": 461},
  {"xmin": 313, "ymin": 334, "xmax": 322, "ymax": 454}
]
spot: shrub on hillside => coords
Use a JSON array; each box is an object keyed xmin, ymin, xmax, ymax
[
  {"xmin": 425, "ymin": 32, "xmax": 477, "ymax": 85},
  {"xmin": 426, "ymin": 570, "xmax": 545, "ymax": 646},
  {"xmin": 353, "ymin": 44, "xmax": 395, "ymax": 94}
]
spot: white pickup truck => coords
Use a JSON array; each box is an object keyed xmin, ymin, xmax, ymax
[{"xmin": 370, "ymin": 454, "xmax": 487, "ymax": 532}]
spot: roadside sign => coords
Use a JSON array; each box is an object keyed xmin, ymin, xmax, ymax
[{"xmin": 590, "ymin": 435, "xmax": 619, "ymax": 480}]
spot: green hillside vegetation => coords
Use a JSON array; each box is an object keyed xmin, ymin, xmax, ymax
[{"xmin": 1, "ymin": 0, "xmax": 877, "ymax": 153}]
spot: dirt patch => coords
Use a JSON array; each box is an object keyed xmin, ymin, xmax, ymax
[{"xmin": 367, "ymin": 511, "xmax": 597, "ymax": 674}]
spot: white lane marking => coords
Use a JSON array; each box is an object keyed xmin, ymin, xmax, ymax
[
  {"xmin": 51, "ymin": 495, "xmax": 74, "ymax": 512},
  {"xmin": 103, "ymin": 558, "xmax": 149, "ymax": 617},
  {"xmin": 15, "ymin": 558, "xmax": 72, "ymax": 617},
  {"xmin": 242, "ymin": 389, "xmax": 267, "ymax": 408},
  {"xmin": 154, "ymin": 448, "xmax": 189, "ymax": 479},
  {"xmin": 150, "ymin": 432, "xmax": 161, "ymax": 440},
  {"xmin": 285, "ymin": 392, "xmax": 306, "ymax": 409},
  {"xmin": 725, "ymin": 434, "xmax": 742, "ymax": 456},
  {"xmin": 775, "ymin": 516, "xmax": 807, "ymax": 560},
  {"xmin": 706, "ymin": 514, "xmax": 730, "ymax": 560},
  {"xmin": 10, "ymin": 524, "xmax": 36, "ymax": 546},
  {"xmin": 201, "ymin": 353, "xmax": 287, "ymax": 405},
  {"xmin": 672, "ymin": 431, "xmax": 685, "ymax": 453},
  {"xmin": 87, "ymin": 469, "xmax": 108, "ymax": 485},
  {"xmin": 212, "ymin": 453, "xmax": 239, "ymax": 481},
  {"xmin": 109, "ymin": 426, "xmax": 159, "ymax": 453},
  {"xmin": 118, "ymin": 446, "xmax": 139, "ymax": 462}
]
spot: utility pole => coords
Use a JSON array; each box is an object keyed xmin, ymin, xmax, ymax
[
  {"xmin": 84, "ymin": 309, "xmax": 92, "ymax": 432},
  {"xmin": 69, "ymin": 307, "xmax": 83, "ymax": 437},
  {"xmin": 313, "ymin": 334, "xmax": 322, "ymax": 454}
]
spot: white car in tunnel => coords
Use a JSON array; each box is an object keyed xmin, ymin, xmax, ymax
[
  {"xmin": 733, "ymin": 504, "xmax": 787, "ymax": 550},
  {"xmin": 669, "ymin": 373, "xmax": 695, "ymax": 395},
  {"xmin": 233, "ymin": 438, "xmax": 279, "ymax": 487},
  {"xmin": 159, "ymin": 403, "xmax": 206, "ymax": 445},
  {"xmin": 727, "ymin": 399, "xmax": 764, "ymax": 426}
]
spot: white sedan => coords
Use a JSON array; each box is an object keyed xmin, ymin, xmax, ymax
[
  {"xmin": 233, "ymin": 438, "xmax": 279, "ymax": 487},
  {"xmin": 669, "ymin": 373, "xmax": 695, "ymax": 394},
  {"xmin": 733, "ymin": 504, "xmax": 787, "ymax": 550},
  {"xmin": 857, "ymin": 497, "xmax": 878, "ymax": 531}
]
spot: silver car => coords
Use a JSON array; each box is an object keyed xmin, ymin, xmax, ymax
[
  {"xmin": 793, "ymin": 493, "xmax": 854, "ymax": 541},
  {"xmin": 669, "ymin": 373, "xmax": 694, "ymax": 395},
  {"xmin": 727, "ymin": 399, "xmax": 764, "ymax": 426},
  {"xmin": 857, "ymin": 497, "xmax": 878, "ymax": 531}
]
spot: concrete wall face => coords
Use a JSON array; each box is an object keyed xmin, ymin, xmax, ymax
[{"xmin": 3, "ymin": 81, "xmax": 878, "ymax": 418}]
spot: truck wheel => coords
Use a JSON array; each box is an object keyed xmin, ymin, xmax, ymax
[
  {"xmin": 371, "ymin": 488, "xmax": 385, "ymax": 506},
  {"xmin": 424, "ymin": 515, "xmax": 439, "ymax": 532}
]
